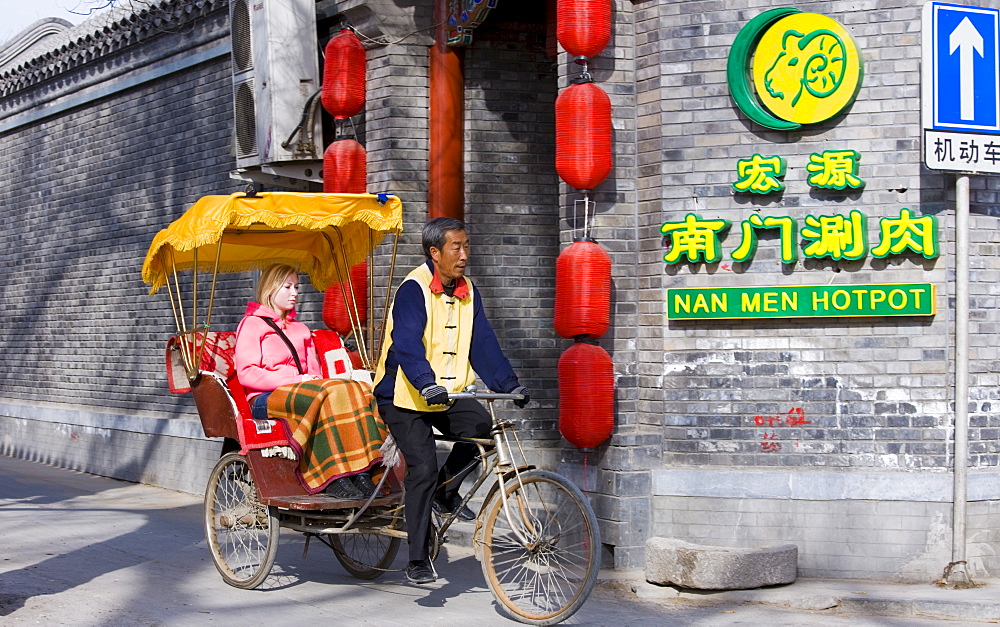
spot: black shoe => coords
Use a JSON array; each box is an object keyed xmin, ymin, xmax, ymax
[
  {"xmin": 325, "ymin": 477, "xmax": 363, "ymax": 499},
  {"xmin": 352, "ymin": 472, "xmax": 378, "ymax": 498},
  {"xmin": 432, "ymin": 492, "xmax": 475, "ymax": 521},
  {"xmin": 404, "ymin": 560, "xmax": 436, "ymax": 584}
]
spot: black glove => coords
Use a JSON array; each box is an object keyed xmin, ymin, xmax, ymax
[
  {"xmin": 421, "ymin": 384, "xmax": 450, "ymax": 406},
  {"xmin": 511, "ymin": 385, "xmax": 530, "ymax": 409}
]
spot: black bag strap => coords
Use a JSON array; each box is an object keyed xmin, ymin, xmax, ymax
[{"xmin": 259, "ymin": 317, "xmax": 304, "ymax": 375}]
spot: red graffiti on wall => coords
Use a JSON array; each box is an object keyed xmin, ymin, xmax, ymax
[
  {"xmin": 760, "ymin": 432, "xmax": 782, "ymax": 452},
  {"xmin": 754, "ymin": 407, "xmax": 810, "ymax": 428},
  {"xmin": 754, "ymin": 408, "xmax": 810, "ymax": 452}
]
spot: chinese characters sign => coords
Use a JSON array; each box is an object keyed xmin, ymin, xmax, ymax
[
  {"xmin": 666, "ymin": 284, "xmax": 936, "ymax": 320},
  {"xmin": 924, "ymin": 130, "xmax": 1000, "ymax": 174},
  {"xmin": 735, "ymin": 151, "xmax": 865, "ymax": 194},
  {"xmin": 734, "ymin": 154, "xmax": 786, "ymax": 193},
  {"xmin": 806, "ymin": 150, "xmax": 864, "ymax": 189},
  {"xmin": 660, "ymin": 209, "xmax": 938, "ymax": 265}
]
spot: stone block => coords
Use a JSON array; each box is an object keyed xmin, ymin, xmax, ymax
[{"xmin": 645, "ymin": 537, "xmax": 797, "ymax": 590}]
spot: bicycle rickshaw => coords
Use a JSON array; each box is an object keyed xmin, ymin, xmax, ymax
[{"xmin": 141, "ymin": 190, "xmax": 600, "ymax": 624}]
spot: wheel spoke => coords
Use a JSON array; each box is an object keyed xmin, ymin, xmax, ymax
[
  {"xmin": 204, "ymin": 454, "xmax": 278, "ymax": 589},
  {"xmin": 481, "ymin": 471, "xmax": 600, "ymax": 623},
  {"xmin": 329, "ymin": 532, "xmax": 400, "ymax": 580}
]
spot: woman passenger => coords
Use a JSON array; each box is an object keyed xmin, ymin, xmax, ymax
[{"xmin": 234, "ymin": 264, "xmax": 386, "ymax": 499}]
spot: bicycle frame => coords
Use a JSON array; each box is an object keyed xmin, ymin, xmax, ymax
[
  {"xmin": 431, "ymin": 389, "xmax": 536, "ymax": 545},
  {"xmin": 280, "ymin": 389, "xmax": 529, "ymax": 542}
]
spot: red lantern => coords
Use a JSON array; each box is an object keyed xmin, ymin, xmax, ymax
[
  {"xmin": 556, "ymin": 0, "xmax": 611, "ymax": 60},
  {"xmin": 322, "ymin": 261, "xmax": 368, "ymax": 335},
  {"xmin": 554, "ymin": 240, "xmax": 611, "ymax": 338},
  {"xmin": 347, "ymin": 348, "xmax": 364, "ymax": 370},
  {"xmin": 558, "ymin": 341, "xmax": 614, "ymax": 449},
  {"xmin": 323, "ymin": 139, "xmax": 367, "ymax": 193},
  {"xmin": 322, "ymin": 29, "xmax": 366, "ymax": 119},
  {"xmin": 555, "ymin": 81, "xmax": 612, "ymax": 191}
]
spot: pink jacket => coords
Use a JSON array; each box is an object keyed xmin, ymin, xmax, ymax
[{"xmin": 234, "ymin": 302, "xmax": 321, "ymax": 401}]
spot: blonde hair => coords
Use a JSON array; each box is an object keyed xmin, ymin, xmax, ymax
[{"xmin": 256, "ymin": 264, "xmax": 298, "ymax": 314}]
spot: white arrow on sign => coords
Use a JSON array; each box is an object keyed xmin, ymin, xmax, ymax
[{"xmin": 950, "ymin": 16, "xmax": 985, "ymax": 120}]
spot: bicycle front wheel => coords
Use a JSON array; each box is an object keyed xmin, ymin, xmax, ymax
[{"xmin": 480, "ymin": 470, "xmax": 600, "ymax": 625}]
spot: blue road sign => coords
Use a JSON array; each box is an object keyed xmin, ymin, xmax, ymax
[{"xmin": 926, "ymin": 2, "xmax": 1000, "ymax": 132}]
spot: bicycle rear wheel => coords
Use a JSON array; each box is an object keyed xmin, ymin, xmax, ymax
[
  {"xmin": 204, "ymin": 453, "xmax": 279, "ymax": 589},
  {"xmin": 479, "ymin": 470, "xmax": 600, "ymax": 625},
  {"xmin": 330, "ymin": 532, "xmax": 400, "ymax": 580}
]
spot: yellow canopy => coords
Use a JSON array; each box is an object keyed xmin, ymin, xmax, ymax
[{"xmin": 142, "ymin": 191, "xmax": 403, "ymax": 294}]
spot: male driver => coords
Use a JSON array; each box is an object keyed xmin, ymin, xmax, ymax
[{"xmin": 374, "ymin": 217, "xmax": 529, "ymax": 585}]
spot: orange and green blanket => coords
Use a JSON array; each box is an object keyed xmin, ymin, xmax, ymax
[{"xmin": 267, "ymin": 379, "xmax": 387, "ymax": 494}]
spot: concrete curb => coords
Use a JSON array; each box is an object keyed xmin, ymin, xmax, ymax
[
  {"xmin": 837, "ymin": 595, "xmax": 1000, "ymax": 622},
  {"xmin": 596, "ymin": 570, "xmax": 1000, "ymax": 622}
]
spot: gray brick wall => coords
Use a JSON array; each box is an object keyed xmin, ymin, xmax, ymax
[
  {"xmin": 652, "ymin": 494, "xmax": 1000, "ymax": 581},
  {"xmin": 0, "ymin": 4, "xmax": 242, "ymax": 422},
  {"xmin": 0, "ymin": 413, "xmax": 218, "ymax": 495},
  {"xmin": 641, "ymin": 0, "xmax": 1000, "ymax": 474},
  {"xmin": 365, "ymin": 3, "xmax": 563, "ymax": 441},
  {"xmin": 463, "ymin": 7, "xmax": 561, "ymax": 440}
]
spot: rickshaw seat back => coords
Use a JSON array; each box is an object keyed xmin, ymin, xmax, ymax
[
  {"xmin": 191, "ymin": 372, "xmax": 241, "ymax": 440},
  {"xmin": 166, "ymin": 332, "xmax": 236, "ymax": 394},
  {"xmin": 171, "ymin": 330, "xmax": 367, "ymax": 449},
  {"xmin": 190, "ymin": 368, "xmax": 293, "ymax": 450}
]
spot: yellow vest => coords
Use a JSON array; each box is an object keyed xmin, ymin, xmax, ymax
[{"xmin": 375, "ymin": 264, "xmax": 477, "ymax": 412}]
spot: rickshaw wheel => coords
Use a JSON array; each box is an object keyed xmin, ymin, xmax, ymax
[
  {"xmin": 480, "ymin": 470, "xmax": 600, "ymax": 625},
  {"xmin": 329, "ymin": 532, "xmax": 400, "ymax": 580},
  {"xmin": 204, "ymin": 453, "xmax": 279, "ymax": 589}
]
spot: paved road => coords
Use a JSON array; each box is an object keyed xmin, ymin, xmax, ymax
[{"xmin": 0, "ymin": 455, "xmax": 977, "ymax": 625}]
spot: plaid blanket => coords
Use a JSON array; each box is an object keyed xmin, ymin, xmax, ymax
[{"xmin": 267, "ymin": 379, "xmax": 387, "ymax": 494}]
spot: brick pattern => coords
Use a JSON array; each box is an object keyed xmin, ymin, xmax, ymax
[
  {"xmin": 0, "ymin": 417, "xmax": 219, "ymax": 495},
  {"xmin": 366, "ymin": 7, "xmax": 563, "ymax": 441},
  {"xmin": 642, "ymin": 0, "xmax": 1000, "ymax": 472},
  {"xmin": 650, "ymin": 495, "xmax": 1000, "ymax": 581},
  {"xmin": 552, "ymin": 1, "xmax": 660, "ymax": 568},
  {"xmin": 463, "ymin": 12, "xmax": 561, "ymax": 438},
  {"xmin": 0, "ymin": 6, "xmax": 244, "ymax": 420}
]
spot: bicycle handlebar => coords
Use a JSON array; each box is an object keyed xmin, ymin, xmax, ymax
[{"xmin": 448, "ymin": 391, "xmax": 525, "ymax": 401}]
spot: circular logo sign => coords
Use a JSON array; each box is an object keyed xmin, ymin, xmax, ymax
[{"xmin": 727, "ymin": 9, "xmax": 864, "ymax": 130}]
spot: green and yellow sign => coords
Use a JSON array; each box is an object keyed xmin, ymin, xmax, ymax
[
  {"xmin": 727, "ymin": 8, "xmax": 864, "ymax": 130},
  {"xmin": 667, "ymin": 284, "xmax": 935, "ymax": 320}
]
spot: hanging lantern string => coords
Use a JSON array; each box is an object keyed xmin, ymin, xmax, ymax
[
  {"xmin": 340, "ymin": 19, "xmax": 452, "ymax": 48},
  {"xmin": 334, "ymin": 117, "xmax": 361, "ymax": 142},
  {"xmin": 572, "ymin": 193, "xmax": 595, "ymax": 241}
]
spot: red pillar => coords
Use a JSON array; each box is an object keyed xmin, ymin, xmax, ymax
[{"xmin": 428, "ymin": 0, "xmax": 464, "ymax": 220}]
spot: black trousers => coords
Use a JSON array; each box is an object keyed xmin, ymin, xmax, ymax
[{"xmin": 379, "ymin": 399, "xmax": 491, "ymax": 562}]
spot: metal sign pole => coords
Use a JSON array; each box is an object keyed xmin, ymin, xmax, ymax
[
  {"xmin": 949, "ymin": 173, "xmax": 971, "ymax": 586},
  {"xmin": 920, "ymin": 2, "xmax": 998, "ymax": 585}
]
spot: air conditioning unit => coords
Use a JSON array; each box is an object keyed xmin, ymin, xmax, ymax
[{"xmin": 230, "ymin": 0, "xmax": 322, "ymax": 188}]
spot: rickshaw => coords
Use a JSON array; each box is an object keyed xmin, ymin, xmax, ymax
[{"xmin": 141, "ymin": 189, "xmax": 600, "ymax": 625}]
